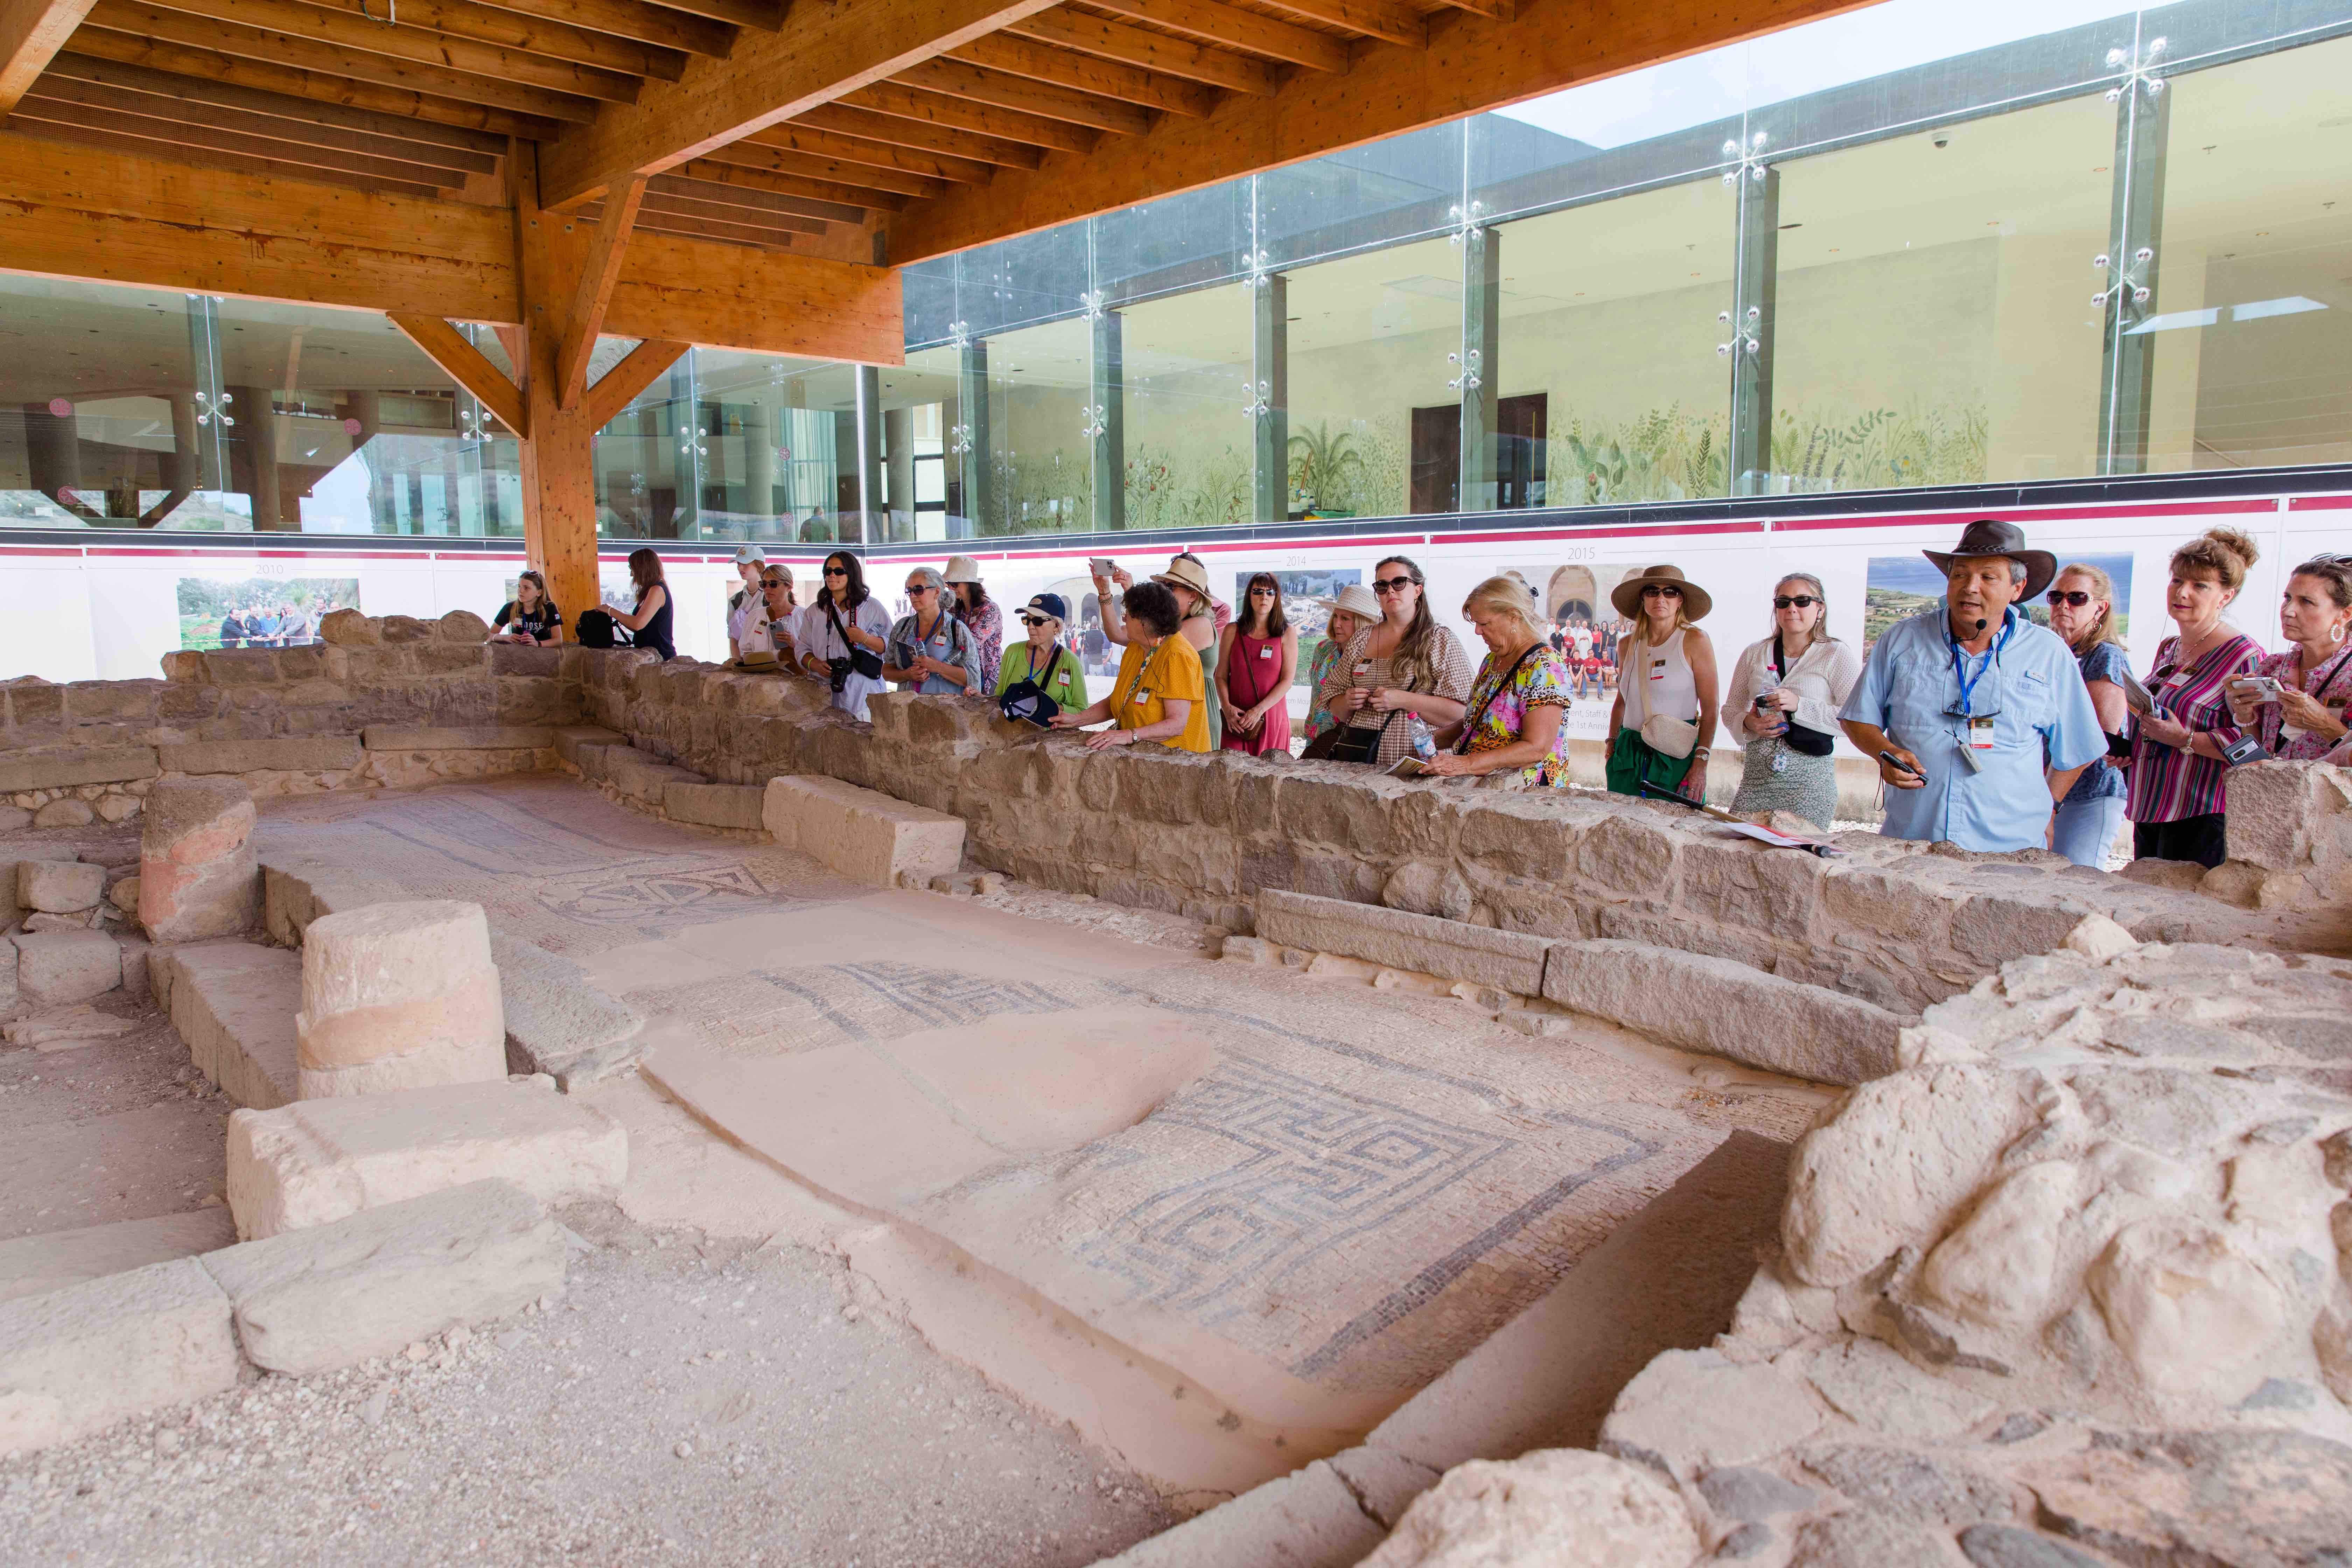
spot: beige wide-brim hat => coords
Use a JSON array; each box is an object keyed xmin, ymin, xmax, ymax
[
  {"xmin": 1609, "ymin": 563, "xmax": 1713, "ymax": 622},
  {"xmin": 1331, "ymin": 583, "xmax": 1381, "ymax": 624},
  {"xmin": 1150, "ymin": 555, "xmax": 1215, "ymax": 603},
  {"xmin": 942, "ymin": 554, "xmax": 983, "ymax": 584}
]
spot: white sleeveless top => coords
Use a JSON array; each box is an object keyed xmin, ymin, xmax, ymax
[{"xmin": 1623, "ymin": 627, "xmax": 1699, "ymax": 725}]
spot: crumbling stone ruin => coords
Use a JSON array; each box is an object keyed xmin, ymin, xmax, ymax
[{"xmin": 3, "ymin": 619, "xmax": 2348, "ymax": 1564}]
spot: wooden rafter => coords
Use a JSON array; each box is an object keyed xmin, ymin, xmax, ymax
[
  {"xmin": 27, "ymin": 71, "xmax": 499, "ymax": 175},
  {"xmin": 1004, "ymin": 9, "xmax": 1278, "ymax": 94},
  {"xmin": 638, "ymin": 0, "xmax": 778, "ymax": 29},
  {"xmin": 44, "ymin": 51, "xmax": 510, "ymax": 158},
  {"xmin": 0, "ymin": 0, "xmax": 98, "ymax": 114},
  {"xmin": 947, "ymin": 32, "xmax": 1216, "ymax": 116},
  {"xmin": 891, "ymin": 56, "xmax": 1157, "ymax": 133},
  {"xmin": 635, "ymin": 187, "xmax": 825, "ymax": 235},
  {"xmin": 731, "ymin": 119, "xmax": 1000, "ymax": 184},
  {"xmin": 10, "ymin": 118, "xmax": 449, "ymax": 196},
  {"xmin": 84, "ymin": 0, "xmax": 604, "ymax": 122},
  {"xmin": 62, "ymin": 25, "xmax": 561, "ymax": 138},
  {"xmin": 459, "ymin": 0, "xmax": 734, "ymax": 55},
  {"xmin": 676, "ymin": 154, "xmax": 913, "ymax": 211},
  {"xmin": 656, "ymin": 167, "xmax": 870, "ymax": 222},
  {"xmin": 292, "ymin": 0, "xmax": 693, "ymax": 82},
  {"xmin": 555, "ymin": 173, "xmax": 647, "ymax": 410},
  {"xmin": 532, "ymin": 0, "xmax": 1063, "ymax": 209},
  {"xmin": 584, "ymin": 337, "xmax": 690, "ymax": 427},
  {"xmin": 1252, "ymin": 0, "xmax": 1424, "ymax": 47},
  {"xmin": 14, "ymin": 91, "xmax": 471, "ymax": 188},
  {"xmin": 629, "ymin": 207, "xmax": 798, "ymax": 248},
  {"xmin": 123, "ymin": 0, "xmax": 647, "ymax": 103},
  {"xmin": 1083, "ymin": 0, "xmax": 1352, "ymax": 70},
  {"xmin": 834, "ymin": 85, "xmax": 1090, "ymax": 154},
  {"xmin": 792, "ymin": 101, "xmax": 1044, "ymax": 168},
  {"xmin": 391, "ymin": 313, "xmax": 529, "ymax": 433}
]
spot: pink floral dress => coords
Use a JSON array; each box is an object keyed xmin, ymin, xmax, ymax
[{"xmin": 1457, "ymin": 645, "xmax": 1577, "ymax": 786}]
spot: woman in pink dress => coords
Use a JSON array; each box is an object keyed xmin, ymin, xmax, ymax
[{"xmin": 1217, "ymin": 572, "xmax": 1297, "ymax": 756}]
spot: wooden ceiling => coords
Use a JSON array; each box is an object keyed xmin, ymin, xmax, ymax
[{"xmin": 1, "ymin": 0, "xmax": 1870, "ymax": 271}]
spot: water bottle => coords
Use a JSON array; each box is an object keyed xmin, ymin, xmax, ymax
[{"xmin": 1410, "ymin": 714, "xmax": 1437, "ymax": 761}]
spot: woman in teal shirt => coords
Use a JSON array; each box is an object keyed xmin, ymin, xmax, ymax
[{"xmin": 994, "ymin": 592, "xmax": 1090, "ymax": 711}]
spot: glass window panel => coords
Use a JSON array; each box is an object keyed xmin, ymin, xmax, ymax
[
  {"xmin": 986, "ymin": 317, "xmax": 1092, "ymax": 535},
  {"xmin": 594, "ymin": 357, "xmax": 700, "ymax": 540},
  {"xmin": 2143, "ymin": 0, "xmax": 2352, "ymax": 74},
  {"xmin": 1095, "ymin": 183, "xmax": 1252, "ymax": 302},
  {"xmin": 875, "ymin": 357, "xmax": 958, "ymax": 541},
  {"xmin": 1488, "ymin": 181, "xmax": 1735, "ymax": 506},
  {"xmin": 1770, "ymin": 93, "xmax": 2116, "ymax": 491},
  {"xmin": 1283, "ymin": 235, "xmax": 1462, "ymax": 518},
  {"xmin": 902, "ymin": 258, "xmax": 961, "ymax": 351},
  {"xmin": 1258, "ymin": 122, "xmax": 1464, "ymax": 268},
  {"xmin": 1120, "ymin": 284, "xmax": 1254, "ymax": 531},
  {"xmin": 961, "ymin": 225, "xmax": 1090, "ymax": 337},
  {"xmin": 2141, "ymin": 34, "xmax": 2352, "ymax": 470},
  {"xmin": 693, "ymin": 347, "xmax": 839, "ymax": 542}
]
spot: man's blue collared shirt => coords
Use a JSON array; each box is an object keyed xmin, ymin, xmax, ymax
[{"xmin": 1838, "ymin": 602, "xmax": 2105, "ymax": 853}]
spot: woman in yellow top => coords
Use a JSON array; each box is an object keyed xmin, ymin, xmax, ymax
[{"xmin": 1050, "ymin": 581, "xmax": 1210, "ymax": 752}]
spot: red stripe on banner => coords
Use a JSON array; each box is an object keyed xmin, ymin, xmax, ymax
[
  {"xmin": 1447, "ymin": 520, "xmax": 1764, "ymax": 545},
  {"xmin": 2288, "ymin": 495, "xmax": 2352, "ymax": 511},
  {"xmin": 0, "ymin": 545, "xmax": 85, "ymax": 557},
  {"xmin": 1776, "ymin": 497, "xmax": 2280, "ymax": 533}
]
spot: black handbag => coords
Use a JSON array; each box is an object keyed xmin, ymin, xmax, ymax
[
  {"xmin": 824, "ymin": 600, "xmax": 885, "ymax": 681},
  {"xmin": 1321, "ymin": 709, "xmax": 1401, "ymax": 765}
]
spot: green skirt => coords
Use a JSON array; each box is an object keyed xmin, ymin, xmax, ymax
[{"xmin": 1606, "ymin": 728, "xmax": 1690, "ymax": 801}]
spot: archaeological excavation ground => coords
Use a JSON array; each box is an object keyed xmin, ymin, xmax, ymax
[{"xmin": 3, "ymin": 620, "xmax": 2351, "ymax": 1565}]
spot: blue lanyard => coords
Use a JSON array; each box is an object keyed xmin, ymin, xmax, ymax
[{"xmin": 1945, "ymin": 611, "xmax": 2014, "ymax": 718}]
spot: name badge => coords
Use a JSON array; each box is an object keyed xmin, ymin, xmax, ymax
[
  {"xmin": 1968, "ymin": 714, "xmax": 1996, "ymax": 750},
  {"xmin": 1649, "ymin": 659, "xmax": 1667, "ymax": 681},
  {"xmin": 1260, "ymin": 646, "xmax": 1274, "ymax": 660}
]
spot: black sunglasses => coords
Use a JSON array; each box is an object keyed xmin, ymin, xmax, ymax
[
  {"xmin": 823, "ymin": 566, "xmax": 849, "ymax": 578},
  {"xmin": 2046, "ymin": 589, "xmax": 2093, "ymax": 607},
  {"xmin": 905, "ymin": 584, "xmax": 935, "ymax": 595},
  {"xmin": 1017, "ymin": 611, "xmax": 1052, "ymax": 626},
  {"xmin": 1772, "ymin": 594, "xmax": 1818, "ymax": 609},
  {"xmin": 1640, "ymin": 584, "xmax": 1683, "ymax": 598},
  {"xmin": 1372, "ymin": 575, "xmax": 1416, "ymax": 593},
  {"xmin": 760, "ymin": 577, "xmax": 787, "ymax": 588}
]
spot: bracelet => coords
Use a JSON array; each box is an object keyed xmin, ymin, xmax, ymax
[{"xmin": 1693, "ymin": 746, "xmax": 1713, "ymax": 756}]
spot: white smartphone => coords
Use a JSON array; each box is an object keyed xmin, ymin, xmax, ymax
[
  {"xmin": 2230, "ymin": 676, "xmax": 2283, "ymax": 703},
  {"xmin": 1088, "ymin": 557, "xmax": 1116, "ymax": 578}
]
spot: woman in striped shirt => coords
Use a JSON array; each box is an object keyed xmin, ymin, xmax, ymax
[{"xmin": 2126, "ymin": 527, "xmax": 2264, "ymax": 869}]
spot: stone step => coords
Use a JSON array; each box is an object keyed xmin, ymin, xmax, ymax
[
  {"xmin": 662, "ymin": 780, "xmax": 766, "ymax": 832},
  {"xmin": 202, "ymin": 1179, "xmax": 563, "ymax": 1377},
  {"xmin": 552, "ymin": 724, "xmax": 623, "ymax": 766},
  {"xmin": 226, "ymin": 1077, "xmax": 628, "ymax": 1240},
  {"xmin": 259, "ymin": 854, "xmax": 404, "ymax": 946},
  {"xmin": 0, "ymin": 1255, "xmax": 240, "ymax": 1457},
  {"xmin": 762, "ymin": 774, "xmax": 964, "ymax": 888},
  {"xmin": 156, "ymin": 941, "xmax": 300, "ymax": 1109},
  {"xmin": 602, "ymin": 747, "xmax": 707, "ymax": 804},
  {"xmin": 157, "ymin": 737, "xmax": 363, "ymax": 775},
  {"xmin": 1256, "ymin": 888, "xmax": 1550, "ymax": 996},
  {"xmin": 359, "ymin": 725, "xmax": 557, "ymax": 752},
  {"xmin": 0, "ymin": 1209, "xmax": 239, "ymax": 1304},
  {"xmin": 492, "ymin": 934, "xmax": 644, "ymax": 1089}
]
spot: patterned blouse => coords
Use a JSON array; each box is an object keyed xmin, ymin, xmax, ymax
[
  {"xmin": 2250, "ymin": 644, "xmax": 2352, "ymax": 760},
  {"xmin": 2127, "ymin": 631, "xmax": 2262, "ymax": 825},
  {"xmin": 1303, "ymin": 636, "xmax": 1348, "ymax": 740},
  {"xmin": 1458, "ymin": 644, "xmax": 1577, "ymax": 787},
  {"xmin": 1314, "ymin": 624, "xmax": 1475, "ymax": 767},
  {"xmin": 952, "ymin": 595, "xmax": 1003, "ymax": 693}
]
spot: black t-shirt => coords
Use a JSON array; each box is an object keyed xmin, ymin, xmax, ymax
[{"xmin": 495, "ymin": 599, "xmax": 562, "ymax": 641}]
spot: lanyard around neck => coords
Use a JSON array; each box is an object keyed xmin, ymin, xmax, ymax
[{"xmin": 1945, "ymin": 610, "xmax": 2014, "ymax": 717}]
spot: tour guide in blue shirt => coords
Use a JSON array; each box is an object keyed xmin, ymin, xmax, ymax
[{"xmin": 1839, "ymin": 519, "xmax": 2105, "ymax": 853}]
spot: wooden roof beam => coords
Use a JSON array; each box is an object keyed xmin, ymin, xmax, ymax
[
  {"xmin": 893, "ymin": 54, "xmax": 1158, "ymax": 132},
  {"xmin": 84, "ymin": 2, "xmax": 603, "ymax": 121},
  {"xmin": 9, "ymin": 118, "xmax": 448, "ymax": 197},
  {"xmin": 391, "ymin": 313, "xmax": 528, "ymax": 434},
  {"xmin": 533, "ymin": 0, "xmax": 1064, "ymax": 210},
  {"xmin": 585, "ymin": 337, "xmax": 689, "ymax": 427},
  {"xmin": 27, "ymin": 72, "xmax": 498, "ymax": 174},
  {"xmin": 62, "ymin": 24, "xmax": 562, "ymax": 138},
  {"xmin": 732, "ymin": 118, "xmax": 1002, "ymax": 183},
  {"xmin": 637, "ymin": 0, "xmax": 778, "ymax": 30},
  {"xmin": 626, "ymin": 207, "xmax": 798, "ymax": 248},
  {"xmin": 793, "ymin": 101, "xmax": 1046, "ymax": 169},
  {"xmin": 120, "ymin": 0, "xmax": 646, "ymax": 104},
  {"xmin": 1004, "ymin": 10, "xmax": 1277, "ymax": 95},
  {"xmin": 556, "ymin": 174, "xmax": 646, "ymax": 409},
  {"xmin": 1252, "ymin": 0, "xmax": 1424, "ymax": 48},
  {"xmin": 658, "ymin": 166, "xmax": 873, "ymax": 220},
  {"xmin": 292, "ymin": 0, "xmax": 693, "ymax": 82},
  {"xmin": 463, "ymin": 0, "xmax": 733, "ymax": 56},
  {"xmin": 676, "ymin": 153, "xmax": 913, "ymax": 211},
  {"xmin": 17, "ymin": 85, "xmax": 485, "ymax": 182},
  {"xmin": 634, "ymin": 187, "xmax": 825, "ymax": 235},
  {"xmin": 947, "ymin": 32, "xmax": 1216, "ymax": 116},
  {"xmin": 1083, "ymin": 0, "xmax": 1352, "ymax": 71},
  {"xmin": 44, "ymin": 50, "xmax": 511, "ymax": 155},
  {"xmin": 0, "ymin": 0, "xmax": 98, "ymax": 114},
  {"xmin": 841, "ymin": 81, "xmax": 1098, "ymax": 154}
]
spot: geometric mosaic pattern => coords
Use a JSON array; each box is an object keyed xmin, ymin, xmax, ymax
[
  {"xmin": 533, "ymin": 863, "xmax": 789, "ymax": 930},
  {"xmin": 779, "ymin": 960, "xmax": 1125, "ymax": 1040}
]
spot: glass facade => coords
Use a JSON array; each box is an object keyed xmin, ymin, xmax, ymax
[{"xmin": 4, "ymin": 0, "xmax": 2349, "ymax": 542}]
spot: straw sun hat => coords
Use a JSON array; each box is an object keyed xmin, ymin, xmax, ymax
[
  {"xmin": 1608, "ymin": 564, "xmax": 1713, "ymax": 622},
  {"xmin": 1149, "ymin": 555, "xmax": 1215, "ymax": 603}
]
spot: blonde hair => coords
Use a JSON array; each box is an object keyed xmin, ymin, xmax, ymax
[
  {"xmin": 1462, "ymin": 575, "xmax": 1543, "ymax": 643},
  {"xmin": 2169, "ymin": 526, "xmax": 2260, "ymax": 594},
  {"xmin": 2053, "ymin": 562, "xmax": 2125, "ymax": 649}
]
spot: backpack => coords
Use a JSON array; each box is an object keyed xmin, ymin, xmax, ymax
[{"xmin": 576, "ymin": 609, "xmax": 631, "ymax": 650}]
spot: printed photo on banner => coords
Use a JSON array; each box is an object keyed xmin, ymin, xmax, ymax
[
  {"xmin": 1517, "ymin": 561, "xmax": 1645, "ymax": 738},
  {"xmin": 1236, "ymin": 569, "xmax": 1362, "ymax": 688},
  {"xmin": 1865, "ymin": 553, "xmax": 2134, "ymax": 654},
  {"xmin": 177, "ymin": 576, "xmax": 357, "ymax": 651}
]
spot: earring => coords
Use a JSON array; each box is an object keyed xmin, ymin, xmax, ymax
[{"xmin": 2334, "ymin": 622, "xmax": 2347, "ymax": 645}]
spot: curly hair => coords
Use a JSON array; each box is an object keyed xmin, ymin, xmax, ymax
[{"xmin": 2169, "ymin": 526, "xmax": 2260, "ymax": 594}]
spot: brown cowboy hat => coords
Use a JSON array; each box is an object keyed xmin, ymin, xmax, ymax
[
  {"xmin": 1923, "ymin": 519, "xmax": 2057, "ymax": 602},
  {"xmin": 1609, "ymin": 564, "xmax": 1713, "ymax": 622},
  {"xmin": 1150, "ymin": 555, "xmax": 1215, "ymax": 604}
]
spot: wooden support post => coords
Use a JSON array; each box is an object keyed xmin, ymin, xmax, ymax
[
  {"xmin": 512, "ymin": 148, "xmax": 607, "ymax": 629},
  {"xmin": 557, "ymin": 172, "xmax": 647, "ymax": 410}
]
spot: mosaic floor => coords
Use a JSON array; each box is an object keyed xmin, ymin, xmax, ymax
[{"xmin": 259, "ymin": 780, "xmax": 1787, "ymax": 1444}]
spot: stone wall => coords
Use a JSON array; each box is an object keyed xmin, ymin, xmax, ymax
[{"xmin": 570, "ymin": 652, "xmax": 2292, "ymax": 1019}]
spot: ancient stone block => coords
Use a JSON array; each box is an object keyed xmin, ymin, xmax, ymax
[
  {"xmin": 65, "ymin": 679, "xmax": 162, "ymax": 722},
  {"xmin": 763, "ymin": 775, "xmax": 964, "ymax": 888},
  {"xmin": 139, "ymin": 777, "xmax": 260, "ymax": 943},
  {"xmin": 0, "ymin": 1210, "xmax": 237, "ymax": 1305},
  {"xmin": 437, "ymin": 609, "xmax": 490, "ymax": 643},
  {"xmin": 156, "ymin": 736, "xmax": 364, "ymax": 775},
  {"xmin": 9, "ymin": 930, "xmax": 120, "ymax": 1008},
  {"xmin": 1540, "ymin": 940, "xmax": 1904, "ymax": 1086},
  {"xmin": 317, "ymin": 608, "xmax": 378, "ymax": 646},
  {"xmin": 1804, "ymin": 1338, "xmax": 1993, "ymax": 1442},
  {"xmin": 552, "ymin": 724, "xmax": 623, "ymax": 766},
  {"xmin": 0, "ymin": 746, "xmax": 161, "ymax": 793},
  {"xmin": 203, "ymin": 650, "xmax": 281, "ymax": 684},
  {"xmin": 0, "ymin": 1257, "xmax": 239, "ymax": 1457},
  {"xmin": 296, "ymin": 901, "xmax": 507, "ymax": 1099},
  {"xmin": 1679, "ymin": 839, "xmax": 1826, "ymax": 932},
  {"xmin": 259, "ymin": 856, "xmax": 404, "ymax": 946},
  {"xmin": 603, "ymin": 747, "xmax": 706, "ymax": 804},
  {"xmin": 663, "ymin": 780, "xmax": 767, "ymax": 831},
  {"xmin": 492, "ymin": 934, "xmax": 643, "ymax": 1089},
  {"xmin": 1357, "ymin": 1450, "xmax": 1699, "ymax": 1568},
  {"xmin": 378, "ymin": 615, "xmax": 433, "ymax": 644},
  {"xmin": 360, "ymin": 724, "xmax": 555, "ymax": 751},
  {"xmin": 1822, "ymin": 866, "xmax": 1952, "ymax": 946},
  {"xmin": 1102, "ymin": 1457, "xmax": 1386, "ymax": 1568},
  {"xmin": 226, "ymin": 1078, "xmax": 628, "ymax": 1240},
  {"xmin": 487, "ymin": 644, "xmax": 562, "ymax": 678},
  {"xmin": 1949, "ymin": 891, "xmax": 2099, "ymax": 966},
  {"xmin": 18, "ymin": 859, "xmax": 102, "ymax": 914},
  {"xmin": 5, "ymin": 679, "xmax": 64, "ymax": 727},
  {"xmin": 200, "ymin": 1180, "xmax": 562, "ymax": 1376},
  {"xmin": 1571, "ymin": 813, "xmax": 1679, "ymax": 896},
  {"xmin": 1258, "ymin": 888, "xmax": 1550, "ymax": 995},
  {"xmin": 162, "ymin": 941, "xmax": 300, "ymax": 1109},
  {"xmin": 30, "ymin": 799, "xmax": 91, "ymax": 828},
  {"xmin": 1598, "ymin": 1348, "xmax": 1823, "ymax": 1479}
]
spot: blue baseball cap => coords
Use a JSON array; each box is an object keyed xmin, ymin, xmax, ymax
[{"xmin": 1024, "ymin": 593, "xmax": 1069, "ymax": 621}]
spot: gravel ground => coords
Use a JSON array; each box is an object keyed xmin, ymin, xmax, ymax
[{"xmin": 0, "ymin": 1199, "xmax": 1181, "ymax": 1567}]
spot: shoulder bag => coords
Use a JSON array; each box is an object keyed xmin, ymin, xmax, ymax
[
  {"xmin": 1450, "ymin": 645, "xmax": 1543, "ymax": 755},
  {"xmin": 826, "ymin": 598, "xmax": 886, "ymax": 681}
]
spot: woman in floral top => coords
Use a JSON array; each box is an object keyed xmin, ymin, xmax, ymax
[
  {"xmin": 1424, "ymin": 576, "xmax": 1575, "ymax": 787},
  {"xmin": 1302, "ymin": 584, "xmax": 1381, "ymax": 745},
  {"xmin": 2226, "ymin": 553, "xmax": 2352, "ymax": 760}
]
